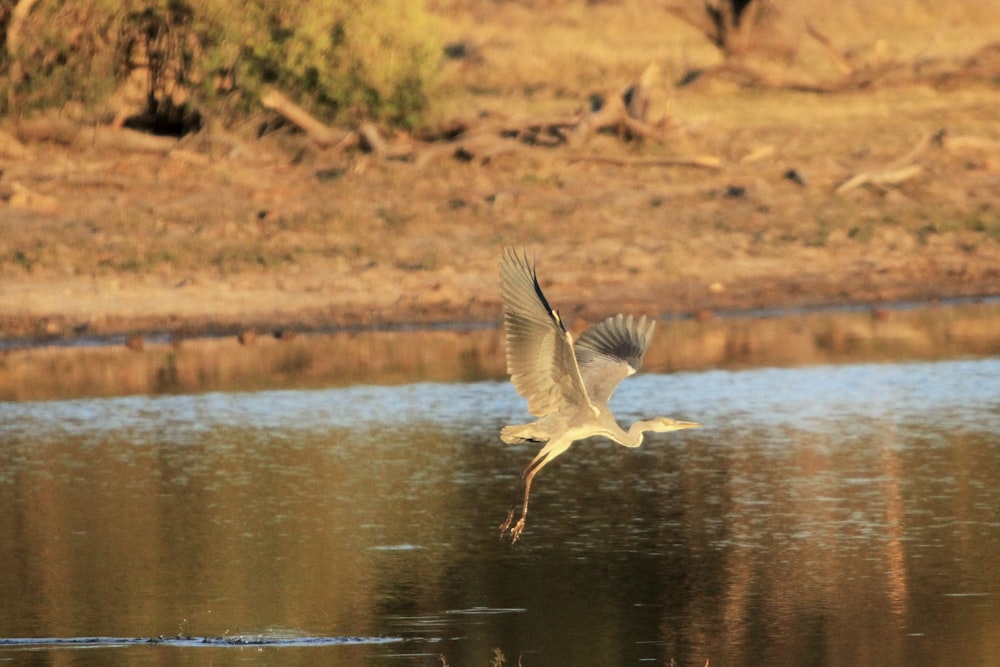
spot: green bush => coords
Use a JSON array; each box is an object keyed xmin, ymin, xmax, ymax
[
  {"xmin": 1, "ymin": 0, "xmax": 444, "ymax": 129},
  {"xmin": 233, "ymin": 0, "xmax": 443, "ymax": 128}
]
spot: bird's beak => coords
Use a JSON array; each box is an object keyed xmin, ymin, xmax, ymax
[{"xmin": 673, "ymin": 420, "xmax": 701, "ymax": 430}]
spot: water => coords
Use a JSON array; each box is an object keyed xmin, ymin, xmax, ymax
[{"xmin": 1, "ymin": 359, "xmax": 999, "ymax": 666}]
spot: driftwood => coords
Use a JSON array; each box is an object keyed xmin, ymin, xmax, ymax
[
  {"xmin": 565, "ymin": 154, "xmax": 723, "ymax": 170},
  {"xmin": 834, "ymin": 165, "xmax": 923, "ymax": 194},
  {"xmin": 571, "ymin": 93, "xmax": 667, "ymax": 146},
  {"xmin": 259, "ymin": 87, "xmax": 356, "ymax": 149},
  {"xmin": 409, "ymin": 63, "xmax": 718, "ymax": 167},
  {"xmin": 883, "ymin": 129, "xmax": 944, "ymax": 171},
  {"xmin": 679, "ymin": 59, "xmax": 903, "ymax": 93},
  {"xmin": 740, "ymin": 145, "xmax": 775, "ymax": 164},
  {"xmin": 574, "ymin": 62, "xmax": 667, "ymax": 145},
  {"xmin": 254, "ymin": 63, "xmax": 720, "ymax": 167},
  {"xmin": 15, "ymin": 116, "xmax": 178, "ymax": 153},
  {"xmin": 414, "ymin": 131, "xmax": 526, "ymax": 167},
  {"xmin": 15, "ymin": 116, "xmax": 80, "ymax": 145},
  {"xmin": 941, "ymin": 135, "xmax": 1000, "ymax": 154},
  {"xmin": 834, "ymin": 130, "xmax": 942, "ymax": 194},
  {"xmin": 413, "ymin": 108, "xmax": 689, "ymax": 166},
  {"xmin": 357, "ymin": 122, "xmax": 388, "ymax": 155},
  {"xmin": 89, "ymin": 126, "xmax": 179, "ymax": 153}
]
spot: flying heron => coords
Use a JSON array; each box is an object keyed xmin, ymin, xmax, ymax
[{"xmin": 499, "ymin": 247, "xmax": 700, "ymax": 542}]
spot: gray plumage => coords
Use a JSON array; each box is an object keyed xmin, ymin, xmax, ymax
[{"xmin": 498, "ymin": 247, "xmax": 700, "ymax": 543}]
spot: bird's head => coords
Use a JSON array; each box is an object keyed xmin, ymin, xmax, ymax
[{"xmin": 643, "ymin": 416, "xmax": 702, "ymax": 433}]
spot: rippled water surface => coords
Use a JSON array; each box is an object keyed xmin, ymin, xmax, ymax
[{"xmin": 2, "ymin": 358, "xmax": 999, "ymax": 666}]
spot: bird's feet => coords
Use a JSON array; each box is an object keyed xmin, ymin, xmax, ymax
[
  {"xmin": 499, "ymin": 509, "xmax": 526, "ymax": 543},
  {"xmin": 499, "ymin": 508, "xmax": 516, "ymax": 536},
  {"xmin": 508, "ymin": 518, "xmax": 526, "ymax": 543}
]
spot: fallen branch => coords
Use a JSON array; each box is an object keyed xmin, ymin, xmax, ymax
[
  {"xmin": 89, "ymin": 126, "xmax": 178, "ymax": 153},
  {"xmin": 572, "ymin": 72, "xmax": 671, "ymax": 145},
  {"xmin": 883, "ymin": 129, "xmax": 944, "ymax": 171},
  {"xmin": 414, "ymin": 134, "xmax": 522, "ymax": 167},
  {"xmin": 566, "ymin": 154, "xmax": 723, "ymax": 169},
  {"xmin": 357, "ymin": 122, "xmax": 388, "ymax": 155},
  {"xmin": 412, "ymin": 63, "xmax": 673, "ymax": 166},
  {"xmin": 678, "ymin": 62, "xmax": 825, "ymax": 92},
  {"xmin": 15, "ymin": 116, "xmax": 178, "ymax": 153},
  {"xmin": 678, "ymin": 59, "xmax": 903, "ymax": 93},
  {"xmin": 571, "ymin": 93, "xmax": 628, "ymax": 145},
  {"xmin": 257, "ymin": 63, "xmax": 680, "ymax": 167},
  {"xmin": 15, "ymin": 116, "xmax": 80, "ymax": 145},
  {"xmin": 941, "ymin": 134, "xmax": 1000, "ymax": 153},
  {"xmin": 428, "ymin": 112, "xmax": 576, "ymax": 143},
  {"xmin": 834, "ymin": 164, "xmax": 923, "ymax": 194},
  {"xmin": 740, "ymin": 145, "xmax": 775, "ymax": 163},
  {"xmin": 834, "ymin": 129, "xmax": 941, "ymax": 194},
  {"xmin": 259, "ymin": 87, "xmax": 355, "ymax": 149}
]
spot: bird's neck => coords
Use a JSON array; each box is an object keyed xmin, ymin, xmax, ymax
[
  {"xmin": 618, "ymin": 420, "xmax": 654, "ymax": 448},
  {"xmin": 598, "ymin": 412, "xmax": 659, "ymax": 448}
]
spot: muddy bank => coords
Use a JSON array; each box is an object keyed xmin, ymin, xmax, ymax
[
  {"xmin": 3, "ymin": 149, "xmax": 999, "ymax": 346},
  {"xmin": 3, "ymin": 268, "xmax": 999, "ymax": 348},
  {"xmin": 3, "ymin": 86, "xmax": 1000, "ymax": 346}
]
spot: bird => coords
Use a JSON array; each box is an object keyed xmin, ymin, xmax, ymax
[{"xmin": 498, "ymin": 247, "xmax": 701, "ymax": 543}]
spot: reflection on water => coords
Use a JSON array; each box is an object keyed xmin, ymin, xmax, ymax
[
  {"xmin": 3, "ymin": 300, "xmax": 1000, "ymax": 401},
  {"xmin": 1, "ymin": 359, "xmax": 999, "ymax": 665}
]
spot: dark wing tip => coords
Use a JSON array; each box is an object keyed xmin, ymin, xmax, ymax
[
  {"xmin": 501, "ymin": 246, "xmax": 565, "ymax": 334},
  {"xmin": 576, "ymin": 313, "xmax": 655, "ymax": 371}
]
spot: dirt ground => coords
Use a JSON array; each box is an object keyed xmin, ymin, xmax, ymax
[{"xmin": 2, "ymin": 2, "xmax": 1000, "ymax": 344}]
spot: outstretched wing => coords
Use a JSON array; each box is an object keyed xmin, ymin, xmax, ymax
[
  {"xmin": 574, "ymin": 314, "xmax": 655, "ymax": 406},
  {"xmin": 500, "ymin": 247, "xmax": 591, "ymax": 416}
]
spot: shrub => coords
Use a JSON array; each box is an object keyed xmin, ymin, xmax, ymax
[
  {"xmin": 232, "ymin": 0, "xmax": 443, "ymax": 128},
  {"xmin": 1, "ymin": 0, "xmax": 443, "ymax": 130}
]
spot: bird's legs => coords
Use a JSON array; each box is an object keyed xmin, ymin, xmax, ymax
[
  {"xmin": 499, "ymin": 456, "xmax": 544, "ymax": 543},
  {"xmin": 500, "ymin": 439, "xmax": 570, "ymax": 543}
]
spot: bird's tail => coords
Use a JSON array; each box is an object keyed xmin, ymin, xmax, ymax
[{"xmin": 500, "ymin": 424, "xmax": 546, "ymax": 445}]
